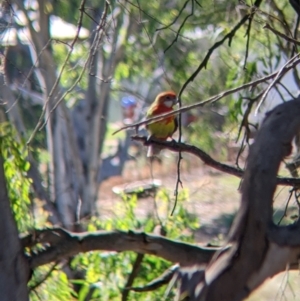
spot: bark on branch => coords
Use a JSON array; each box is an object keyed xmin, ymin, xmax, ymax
[
  {"xmin": 23, "ymin": 228, "xmax": 219, "ymax": 269},
  {"xmin": 180, "ymin": 99, "xmax": 300, "ymax": 301}
]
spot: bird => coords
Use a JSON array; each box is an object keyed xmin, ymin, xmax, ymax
[{"xmin": 145, "ymin": 91, "xmax": 178, "ymax": 157}]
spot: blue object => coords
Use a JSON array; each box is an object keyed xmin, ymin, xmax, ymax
[{"xmin": 121, "ymin": 96, "xmax": 136, "ymax": 107}]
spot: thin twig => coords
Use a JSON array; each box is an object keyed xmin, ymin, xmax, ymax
[
  {"xmin": 255, "ymin": 53, "xmax": 300, "ymax": 115},
  {"xmin": 41, "ymin": 1, "xmax": 110, "ymax": 133},
  {"xmin": 172, "ymin": 152, "xmax": 183, "ymax": 216},
  {"xmin": 291, "ymin": 15, "xmax": 300, "ymax": 57},
  {"xmin": 156, "ymin": 0, "xmax": 190, "ymax": 31},
  {"xmin": 164, "ymin": 0, "xmax": 194, "ymax": 53},
  {"xmin": 264, "ymin": 23, "xmax": 300, "ymax": 46},
  {"xmin": 27, "ymin": 0, "xmax": 88, "ymax": 145},
  {"xmin": 135, "ymin": 0, "xmax": 172, "ymax": 88},
  {"xmin": 235, "ymin": 133, "xmax": 246, "ymax": 170},
  {"xmin": 113, "ymin": 56, "xmax": 300, "ymax": 135},
  {"xmin": 178, "ymin": 0, "xmax": 263, "ymax": 99},
  {"xmin": 236, "ymin": 93, "xmax": 263, "ymax": 143},
  {"xmin": 277, "ymin": 82, "xmax": 297, "ymax": 99},
  {"xmin": 243, "ymin": 6, "xmax": 257, "ymax": 69},
  {"xmin": 122, "ymin": 253, "xmax": 144, "ymax": 301},
  {"xmin": 294, "ymin": 190, "xmax": 300, "ymax": 225},
  {"xmin": 127, "ymin": 265, "xmax": 179, "ymax": 292},
  {"xmin": 29, "ymin": 262, "xmax": 58, "ymax": 291},
  {"xmin": 277, "ymin": 189, "xmax": 294, "ymax": 225},
  {"xmin": 122, "ymin": 0, "xmax": 192, "ymax": 40}
]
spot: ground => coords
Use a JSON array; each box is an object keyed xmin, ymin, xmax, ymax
[{"xmin": 98, "ymin": 152, "xmax": 240, "ymax": 239}]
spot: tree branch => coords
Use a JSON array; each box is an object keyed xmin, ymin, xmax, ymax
[
  {"xmin": 24, "ymin": 228, "xmax": 219, "ymax": 269},
  {"xmin": 131, "ymin": 135, "xmax": 300, "ymax": 187}
]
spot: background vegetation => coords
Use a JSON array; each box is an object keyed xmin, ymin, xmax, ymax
[{"xmin": 1, "ymin": 0, "xmax": 300, "ymax": 300}]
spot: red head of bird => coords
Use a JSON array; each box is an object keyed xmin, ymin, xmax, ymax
[{"xmin": 154, "ymin": 91, "xmax": 177, "ymax": 108}]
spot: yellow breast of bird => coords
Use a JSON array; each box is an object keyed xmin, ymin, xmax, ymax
[{"xmin": 147, "ymin": 118, "xmax": 176, "ymax": 139}]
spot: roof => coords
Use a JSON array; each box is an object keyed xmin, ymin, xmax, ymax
[{"xmin": 0, "ymin": 15, "xmax": 89, "ymax": 46}]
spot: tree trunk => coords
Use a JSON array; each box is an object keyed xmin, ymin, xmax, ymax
[
  {"xmin": 0, "ymin": 153, "xmax": 29, "ymax": 300},
  {"xmin": 9, "ymin": 0, "xmax": 133, "ymax": 227},
  {"xmin": 0, "ymin": 72, "xmax": 61, "ymax": 225}
]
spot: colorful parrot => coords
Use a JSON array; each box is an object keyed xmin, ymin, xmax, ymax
[{"xmin": 146, "ymin": 91, "xmax": 178, "ymax": 157}]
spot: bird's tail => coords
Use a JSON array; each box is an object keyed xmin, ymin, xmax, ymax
[{"xmin": 147, "ymin": 145, "xmax": 162, "ymax": 157}]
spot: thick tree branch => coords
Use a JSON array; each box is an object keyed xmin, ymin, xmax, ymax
[
  {"xmin": 187, "ymin": 99, "xmax": 300, "ymax": 301},
  {"xmin": 131, "ymin": 135, "xmax": 300, "ymax": 187},
  {"xmin": 24, "ymin": 228, "xmax": 219, "ymax": 269}
]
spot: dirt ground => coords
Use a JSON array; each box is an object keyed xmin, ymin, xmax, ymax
[{"xmin": 98, "ymin": 153, "xmax": 241, "ymax": 241}]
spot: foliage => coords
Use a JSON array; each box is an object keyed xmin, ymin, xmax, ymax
[
  {"xmin": 30, "ymin": 267, "xmax": 77, "ymax": 301},
  {"xmin": 0, "ymin": 122, "xmax": 33, "ymax": 232},
  {"xmin": 29, "ymin": 188, "xmax": 199, "ymax": 300}
]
